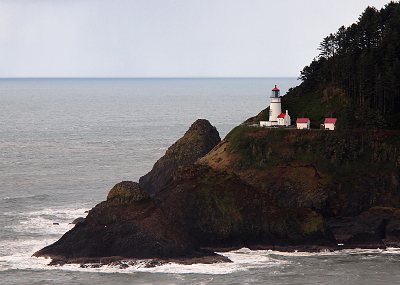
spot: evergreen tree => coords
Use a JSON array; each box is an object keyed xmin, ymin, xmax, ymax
[{"xmin": 295, "ymin": 1, "xmax": 400, "ymax": 129}]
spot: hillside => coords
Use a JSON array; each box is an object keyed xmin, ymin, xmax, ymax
[
  {"xmin": 199, "ymin": 126, "xmax": 400, "ymax": 246},
  {"xmin": 253, "ymin": 1, "xmax": 400, "ymax": 129}
]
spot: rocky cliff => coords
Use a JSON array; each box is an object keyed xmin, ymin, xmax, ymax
[
  {"xmin": 199, "ymin": 126, "xmax": 400, "ymax": 247},
  {"xmin": 139, "ymin": 119, "xmax": 221, "ymax": 195},
  {"xmin": 33, "ymin": 121, "xmax": 339, "ymax": 264},
  {"xmin": 155, "ymin": 164, "xmax": 334, "ymax": 249},
  {"xmin": 34, "ymin": 118, "xmax": 400, "ymax": 265},
  {"xmin": 34, "ymin": 165, "xmax": 333, "ymax": 264}
]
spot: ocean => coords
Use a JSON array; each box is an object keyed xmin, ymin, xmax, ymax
[{"xmin": 1, "ymin": 78, "xmax": 400, "ymax": 285}]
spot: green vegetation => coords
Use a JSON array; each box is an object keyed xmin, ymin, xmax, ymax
[
  {"xmin": 284, "ymin": 1, "xmax": 400, "ymax": 129},
  {"xmin": 225, "ymin": 125, "xmax": 400, "ymax": 176}
]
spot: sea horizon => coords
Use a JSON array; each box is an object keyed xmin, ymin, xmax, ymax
[{"xmin": 0, "ymin": 76, "xmax": 298, "ymax": 79}]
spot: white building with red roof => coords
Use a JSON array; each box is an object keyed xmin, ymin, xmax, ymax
[
  {"xmin": 324, "ymin": 118, "xmax": 337, "ymax": 130},
  {"xmin": 296, "ymin": 118, "xmax": 310, "ymax": 129},
  {"xmin": 277, "ymin": 110, "xmax": 291, "ymax": 126},
  {"xmin": 260, "ymin": 85, "xmax": 291, "ymax": 127}
]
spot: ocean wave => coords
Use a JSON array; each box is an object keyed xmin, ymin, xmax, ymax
[
  {"xmin": 4, "ymin": 246, "xmax": 400, "ymax": 275},
  {"xmin": 2, "ymin": 204, "xmax": 400, "ymax": 275},
  {"xmin": 1, "ymin": 206, "xmax": 88, "ymax": 245},
  {"xmin": 0, "ymin": 247, "xmax": 290, "ymax": 275}
]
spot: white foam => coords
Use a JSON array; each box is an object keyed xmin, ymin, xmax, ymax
[
  {"xmin": 4, "ymin": 206, "xmax": 88, "ymax": 234},
  {"xmin": 382, "ymin": 247, "xmax": 400, "ymax": 254},
  {"xmin": 3, "ymin": 244, "xmax": 400, "ymax": 275},
  {"xmin": 0, "ymin": 246, "xmax": 290, "ymax": 275},
  {"xmin": 3, "ymin": 205, "xmax": 400, "ymax": 275},
  {"xmin": 1, "ymin": 206, "xmax": 88, "ymax": 258}
]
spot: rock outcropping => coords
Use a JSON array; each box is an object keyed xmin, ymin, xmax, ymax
[
  {"xmin": 155, "ymin": 164, "xmax": 334, "ymax": 248},
  {"xmin": 34, "ymin": 166, "xmax": 334, "ymax": 264},
  {"xmin": 139, "ymin": 119, "xmax": 221, "ymax": 195},
  {"xmin": 34, "ymin": 182, "xmax": 201, "ymax": 263},
  {"xmin": 199, "ymin": 126, "xmax": 400, "ymax": 248},
  {"xmin": 34, "ymin": 118, "xmax": 400, "ymax": 265}
]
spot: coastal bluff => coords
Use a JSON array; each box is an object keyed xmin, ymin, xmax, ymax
[
  {"xmin": 34, "ymin": 120, "xmax": 334, "ymax": 265},
  {"xmin": 199, "ymin": 126, "xmax": 400, "ymax": 248},
  {"xmin": 34, "ymin": 121, "xmax": 400, "ymax": 265}
]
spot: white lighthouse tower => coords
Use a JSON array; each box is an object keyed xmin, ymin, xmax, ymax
[
  {"xmin": 269, "ymin": 85, "xmax": 281, "ymax": 125},
  {"xmin": 260, "ymin": 85, "xmax": 287, "ymax": 127}
]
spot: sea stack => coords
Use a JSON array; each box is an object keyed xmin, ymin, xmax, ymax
[{"xmin": 139, "ymin": 119, "xmax": 221, "ymax": 195}]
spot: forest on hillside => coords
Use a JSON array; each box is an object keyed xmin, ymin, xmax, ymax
[{"xmin": 293, "ymin": 1, "xmax": 400, "ymax": 129}]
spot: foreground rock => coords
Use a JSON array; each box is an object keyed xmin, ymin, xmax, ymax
[
  {"xmin": 34, "ymin": 166, "xmax": 335, "ymax": 265},
  {"xmin": 34, "ymin": 181, "xmax": 205, "ymax": 263},
  {"xmin": 139, "ymin": 119, "xmax": 221, "ymax": 195}
]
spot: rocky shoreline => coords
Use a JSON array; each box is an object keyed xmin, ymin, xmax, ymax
[{"xmin": 33, "ymin": 119, "xmax": 400, "ymax": 266}]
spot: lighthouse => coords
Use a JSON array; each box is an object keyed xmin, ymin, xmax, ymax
[
  {"xmin": 269, "ymin": 85, "xmax": 281, "ymax": 125},
  {"xmin": 260, "ymin": 85, "xmax": 291, "ymax": 127}
]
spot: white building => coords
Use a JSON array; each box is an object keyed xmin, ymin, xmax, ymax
[
  {"xmin": 260, "ymin": 85, "xmax": 291, "ymax": 127},
  {"xmin": 277, "ymin": 110, "xmax": 291, "ymax": 126},
  {"xmin": 296, "ymin": 118, "xmax": 310, "ymax": 129},
  {"xmin": 324, "ymin": 118, "xmax": 337, "ymax": 130}
]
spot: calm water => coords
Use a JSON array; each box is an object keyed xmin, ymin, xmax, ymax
[{"xmin": 1, "ymin": 78, "xmax": 400, "ymax": 284}]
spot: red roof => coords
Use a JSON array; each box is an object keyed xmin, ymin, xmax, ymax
[
  {"xmin": 296, "ymin": 118, "xmax": 309, "ymax": 123},
  {"xmin": 277, "ymin": 113, "xmax": 286, "ymax": 118},
  {"xmin": 272, "ymin": 85, "xmax": 280, "ymax": 91},
  {"xmin": 324, "ymin": 118, "xmax": 337, "ymax": 124}
]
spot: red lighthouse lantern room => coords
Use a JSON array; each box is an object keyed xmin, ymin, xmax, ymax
[{"xmin": 271, "ymin": 85, "xmax": 280, "ymax": 98}]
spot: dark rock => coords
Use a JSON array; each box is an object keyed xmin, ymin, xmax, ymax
[
  {"xmin": 107, "ymin": 181, "xmax": 149, "ymax": 205},
  {"xmin": 155, "ymin": 164, "xmax": 335, "ymax": 248},
  {"xmin": 199, "ymin": 126, "xmax": 400, "ymax": 246},
  {"xmin": 33, "ymin": 182, "xmax": 200, "ymax": 261},
  {"xmin": 139, "ymin": 119, "xmax": 221, "ymax": 195},
  {"xmin": 71, "ymin": 217, "xmax": 86, "ymax": 224},
  {"xmin": 34, "ymin": 164, "xmax": 335, "ymax": 264},
  {"xmin": 328, "ymin": 207, "xmax": 400, "ymax": 248}
]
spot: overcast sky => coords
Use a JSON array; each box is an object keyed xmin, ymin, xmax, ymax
[{"xmin": 0, "ymin": 0, "xmax": 393, "ymax": 78}]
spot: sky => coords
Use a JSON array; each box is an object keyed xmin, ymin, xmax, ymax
[{"xmin": 0, "ymin": 0, "xmax": 394, "ymax": 78}]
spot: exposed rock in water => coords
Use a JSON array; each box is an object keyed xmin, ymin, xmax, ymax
[
  {"xmin": 34, "ymin": 181, "xmax": 201, "ymax": 262},
  {"xmin": 139, "ymin": 119, "xmax": 221, "ymax": 195},
  {"xmin": 33, "ymin": 165, "xmax": 335, "ymax": 264}
]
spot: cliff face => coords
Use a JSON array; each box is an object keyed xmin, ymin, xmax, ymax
[
  {"xmin": 199, "ymin": 126, "xmax": 400, "ymax": 246},
  {"xmin": 35, "ymin": 119, "xmax": 400, "ymax": 264},
  {"xmin": 34, "ymin": 165, "xmax": 334, "ymax": 263},
  {"xmin": 139, "ymin": 119, "xmax": 221, "ymax": 195},
  {"xmin": 155, "ymin": 164, "xmax": 334, "ymax": 248}
]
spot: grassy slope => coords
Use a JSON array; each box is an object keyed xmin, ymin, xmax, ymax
[{"xmin": 200, "ymin": 125, "xmax": 400, "ymax": 217}]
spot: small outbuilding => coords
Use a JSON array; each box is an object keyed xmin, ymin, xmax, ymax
[
  {"xmin": 324, "ymin": 118, "xmax": 337, "ymax": 130},
  {"xmin": 277, "ymin": 110, "xmax": 291, "ymax": 126},
  {"xmin": 296, "ymin": 118, "xmax": 310, "ymax": 129}
]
